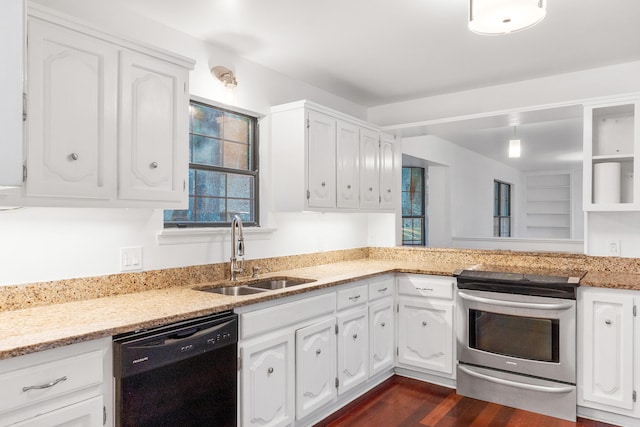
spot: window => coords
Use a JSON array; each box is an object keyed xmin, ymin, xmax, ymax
[
  {"xmin": 494, "ymin": 180, "xmax": 511, "ymax": 237},
  {"xmin": 164, "ymin": 100, "xmax": 258, "ymax": 227},
  {"xmin": 402, "ymin": 167, "xmax": 426, "ymax": 246}
]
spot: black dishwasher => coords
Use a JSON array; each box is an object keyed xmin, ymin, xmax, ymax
[{"xmin": 113, "ymin": 311, "xmax": 238, "ymax": 427}]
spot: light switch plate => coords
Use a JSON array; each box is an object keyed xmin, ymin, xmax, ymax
[
  {"xmin": 120, "ymin": 246, "xmax": 143, "ymax": 272},
  {"xmin": 607, "ymin": 240, "xmax": 620, "ymax": 256}
]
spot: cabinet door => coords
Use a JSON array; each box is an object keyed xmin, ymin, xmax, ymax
[
  {"xmin": 9, "ymin": 396, "xmax": 102, "ymax": 427},
  {"xmin": 337, "ymin": 308, "xmax": 369, "ymax": 395},
  {"xmin": 336, "ymin": 121, "xmax": 359, "ymax": 209},
  {"xmin": 398, "ymin": 298, "xmax": 454, "ymax": 375},
  {"xmin": 359, "ymin": 128, "xmax": 380, "ymax": 209},
  {"xmin": 0, "ymin": 0, "xmax": 24, "ymax": 187},
  {"xmin": 369, "ymin": 299, "xmax": 394, "ymax": 377},
  {"xmin": 379, "ymin": 137, "xmax": 396, "ymax": 209},
  {"xmin": 295, "ymin": 318, "xmax": 336, "ymax": 419},
  {"xmin": 26, "ymin": 18, "xmax": 117, "ymax": 199},
  {"xmin": 581, "ymin": 291, "xmax": 634, "ymax": 410},
  {"xmin": 119, "ymin": 50, "xmax": 188, "ymax": 204},
  {"xmin": 307, "ymin": 110, "xmax": 336, "ymax": 209},
  {"xmin": 241, "ymin": 333, "xmax": 295, "ymax": 427}
]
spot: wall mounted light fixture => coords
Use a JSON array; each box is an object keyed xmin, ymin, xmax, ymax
[
  {"xmin": 211, "ymin": 66, "xmax": 238, "ymax": 88},
  {"xmin": 469, "ymin": 0, "xmax": 546, "ymax": 35}
]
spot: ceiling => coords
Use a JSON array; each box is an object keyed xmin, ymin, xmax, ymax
[{"xmin": 117, "ymin": 0, "xmax": 640, "ymax": 107}]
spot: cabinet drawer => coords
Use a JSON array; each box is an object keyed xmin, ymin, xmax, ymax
[
  {"xmin": 369, "ymin": 277, "xmax": 394, "ymax": 302},
  {"xmin": 337, "ymin": 284, "xmax": 368, "ymax": 310},
  {"xmin": 0, "ymin": 349, "xmax": 103, "ymax": 414},
  {"xmin": 397, "ymin": 275, "xmax": 454, "ymax": 300}
]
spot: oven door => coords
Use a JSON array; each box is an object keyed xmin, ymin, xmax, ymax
[{"xmin": 457, "ymin": 289, "xmax": 576, "ymax": 384}]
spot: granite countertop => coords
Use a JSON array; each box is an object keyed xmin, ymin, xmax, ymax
[
  {"xmin": 0, "ymin": 259, "xmax": 460, "ymax": 360},
  {"xmin": 3, "ymin": 249, "xmax": 640, "ymax": 361}
]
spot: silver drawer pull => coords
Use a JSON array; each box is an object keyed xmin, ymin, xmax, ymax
[
  {"xmin": 69, "ymin": 153, "xmax": 79, "ymax": 161},
  {"xmin": 353, "ymin": 334, "xmax": 358, "ymax": 340},
  {"xmin": 349, "ymin": 295, "xmax": 361, "ymax": 301},
  {"xmin": 347, "ymin": 184, "xmax": 351, "ymax": 189},
  {"xmin": 150, "ymin": 161, "xmax": 159, "ymax": 169},
  {"xmin": 316, "ymin": 349, "xmax": 322, "ymax": 355},
  {"xmin": 422, "ymin": 321, "xmax": 428, "ymax": 327},
  {"xmin": 417, "ymin": 287, "xmax": 434, "ymax": 291},
  {"xmin": 267, "ymin": 367, "xmax": 274, "ymax": 374},
  {"xmin": 378, "ymin": 287, "xmax": 388, "ymax": 293},
  {"xmin": 321, "ymin": 181, "xmax": 326, "ymax": 187},
  {"xmin": 381, "ymin": 322, "xmax": 386, "ymax": 327},
  {"xmin": 605, "ymin": 319, "xmax": 612, "ymax": 325},
  {"xmin": 23, "ymin": 376, "xmax": 67, "ymax": 392}
]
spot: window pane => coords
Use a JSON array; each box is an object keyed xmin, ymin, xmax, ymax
[
  {"xmin": 191, "ymin": 103, "xmax": 222, "ymax": 137},
  {"xmin": 494, "ymin": 181, "xmax": 499, "ymax": 216},
  {"xmin": 411, "ymin": 168, "xmax": 423, "ymax": 192},
  {"xmin": 164, "ymin": 196, "xmax": 195, "ymax": 223},
  {"xmin": 223, "ymin": 140, "xmax": 249, "ymax": 170},
  {"xmin": 195, "ymin": 197, "xmax": 225, "ymax": 222},
  {"xmin": 402, "ymin": 192, "xmax": 411, "ymax": 215},
  {"xmin": 500, "ymin": 183, "xmax": 510, "ymax": 216},
  {"xmin": 500, "ymin": 217, "xmax": 511, "ymax": 237},
  {"xmin": 223, "ymin": 112, "xmax": 250, "ymax": 143},
  {"xmin": 411, "ymin": 193, "xmax": 422, "ymax": 216},
  {"xmin": 228, "ymin": 174, "xmax": 253, "ymax": 198},
  {"xmin": 493, "ymin": 217, "xmax": 500, "ymax": 237},
  {"xmin": 402, "ymin": 168, "xmax": 411, "ymax": 192},
  {"xmin": 228, "ymin": 199, "xmax": 252, "ymax": 222},
  {"xmin": 195, "ymin": 170, "xmax": 226, "ymax": 197},
  {"xmin": 191, "ymin": 135, "xmax": 222, "ymax": 166}
]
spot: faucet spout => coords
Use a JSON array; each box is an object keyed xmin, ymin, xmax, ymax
[{"xmin": 230, "ymin": 215, "xmax": 245, "ymax": 281}]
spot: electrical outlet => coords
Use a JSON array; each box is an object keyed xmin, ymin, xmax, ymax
[
  {"xmin": 120, "ymin": 247, "xmax": 143, "ymax": 272},
  {"xmin": 607, "ymin": 240, "xmax": 620, "ymax": 256}
]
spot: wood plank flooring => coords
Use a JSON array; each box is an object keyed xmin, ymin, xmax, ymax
[{"xmin": 316, "ymin": 376, "xmax": 619, "ymax": 427}]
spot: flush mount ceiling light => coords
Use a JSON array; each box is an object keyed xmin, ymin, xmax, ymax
[
  {"xmin": 469, "ymin": 0, "xmax": 546, "ymax": 35},
  {"xmin": 211, "ymin": 66, "xmax": 238, "ymax": 88},
  {"xmin": 509, "ymin": 126, "xmax": 521, "ymax": 158}
]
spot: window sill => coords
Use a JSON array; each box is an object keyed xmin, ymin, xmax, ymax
[{"xmin": 157, "ymin": 226, "xmax": 277, "ymax": 245}]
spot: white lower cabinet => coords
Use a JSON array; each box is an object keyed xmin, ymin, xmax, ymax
[
  {"xmin": 295, "ymin": 318, "xmax": 336, "ymax": 419},
  {"xmin": 396, "ymin": 274, "xmax": 455, "ymax": 378},
  {"xmin": 578, "ymin": 286, "xmax": 640, "ymax": 422},
  {"xmin": 241, "ymin": 331, "xmax": 295, "ymax": 427},
  {"xmin": 369, "ymin": 298, "xmax": 394, "ymax": 377},
  {"xmin": 336, "ymin": 307, "xmax": 368, "ymax": 395},
  {"xmin": 0, "ymin": 337, "xmax": 112, "ymax": 427}
]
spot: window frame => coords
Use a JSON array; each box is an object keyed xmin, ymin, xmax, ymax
[
  {"xmin": 401, "ymin": 166, "xmax": 426, "ymax": 246},
  {"xmin": 493, "ymin": 179, "xmax": 511, "ymax": 237},
  {"xmin": 164, "ymin": 98, "xmax": 260, "ymax": 228}
]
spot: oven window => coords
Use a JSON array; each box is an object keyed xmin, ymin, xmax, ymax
[{"xmin": 469, "ymin": 310, "xmax": 559, "ymax": 362}]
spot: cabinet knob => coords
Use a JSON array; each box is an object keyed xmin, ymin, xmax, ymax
[
  {"xmin": 321, "ymin": 181, "xmax": 326, "ymax": 187},
  {"xmin": 267, "ymin": 367, "xmax": 274, "ymax": 374},
  {"xmin": 422, "ymin": 321, "xmax": 427, "ymax": 327},
  {"xmin": 387, "ymin": 189, "xmax": 391, "ymax": 193},
  {"xmin": 316, "ymin": 349, "xmax": 322, "ymax": 355},
  {"xmin": 347, "ymin": 184, "xmax": 351, "ymax": 189},
  {"xmin": 69, "ymin": 153, "xmax": 79, "ymax": 161},
  {"xmin": 369, "ymin": 187, "xmax": 373, "ymax": 191},
  {"xmin": 381, "ymin": 322, "xmax": 386, "ymax": 327},
  {"xmin": 150, "ymin": 161, "xmax": 159, "ymax": 169},
  {"xmin": 605, "ymin": 319, "xmax": 612, "ymax": 325},
  {"xmin": 353, "ymin": 334, "xmax": 358, "ymax": 340}
]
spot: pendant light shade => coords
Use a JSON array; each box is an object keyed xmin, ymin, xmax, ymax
[
  {"xmin": 469, "ymin": 0, "xmax": 546, "ymax": 35},
  {"xmin": 509, "ymin": 139, "xmax": 521, "ymax": 158}
]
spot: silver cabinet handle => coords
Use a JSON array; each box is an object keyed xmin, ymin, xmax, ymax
[
  {"xmin": 353, "ymin": 334, "xmax": 358, "ymax": 340},
  {"xmin": 458, "ymin": 365, "xmax": 574, "ymax": 394},
  {"xmin": 69, "ymin": 153, "xmax": 79, "ymax": 161},
  {"xmin": 381, "ymin": 322, "xmax": 386, "ymax": 327},
  {"xmin": 150, "ymin": 161, "xmax": 159, "ymax": 169},
  {"xmin": 387, "ymin": 189, "xmax": 391, "ymax": 193},
  {"xmin": 422, "ymin": 321, "xmax": 427, "ymax": 326},
  {"xmin": 417, "ymin": 287, "xmax": 434, "ymax": 291},
  {"xmin": 458, "ymin": 291, "xmax": 575, "ymax": 310},
  {"xmin": 605, "ymin": 319, "xmax": 612, "ymax": 325},
  {"xmin": 378, "ymin": 287, "xmax": 388, "ymax": 293},
  {"xmin": 369, "ymin": 187, "xmax": 373, "ymax": 191},
  {"xmin": 316, "ymin": 349, "xmax": 321, "ymax": 355},
  {"xmin": 348, "ymin": 295, "xmax": 361, "ymax": 301},
  {"xmin": 321, "ymin": 182, "xmax": 326, "ymax": 187},
  {"xmin": 267, "ymin": 367, "xmax": 274, "ymax": 374},
  {"xmin": 347, "ymin": 184, "xmax": 351, "ymax": 189},
  {"xmin": 23, "ymin": 376, "xmax": 67, "ymax": 392}
]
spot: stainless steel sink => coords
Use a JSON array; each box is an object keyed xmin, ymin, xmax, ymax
[
  {"xmin": 246, "ymin": 277, "xmax": 314, "ymax": 290},
  {"xmin": 199, "ymin": 285, "xmax": 266, "ymax": 296}
]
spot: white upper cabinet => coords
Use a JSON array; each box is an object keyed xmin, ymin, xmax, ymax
[
  {"xmin": 583, "ymin": 97, "xmax": 640, "ymax": 211},
  {"xmin": 0, "ymin": 0, "xmax": 25, "ymax": 188},
  {"xmin": 270, "ymin": 100, "xmax": 399, "ymax": 212},
  {"xmin": 118, "ymin": 50, "xmax": 188, "ymax": 203},
  {"xmin": 379, "ymin": 135, "xmax": 397, "ymax": 209},
  {"xmin": 2, "ymin": 4, "xmax": 194, "ymax": 207},
  {"xmin": 307, "ymin": 110, "xmax": 336, "ymax": 209},
  {"xmin": 26, "ymin": 17, "xmax": 118, "ymax": 199},
  {"xmin": 336, "ymin": 120, "xmax": 359, "ymax": 208},
  {"xmin": 359, "ymin": 128, "xmax": 380, "ymax": 209}
]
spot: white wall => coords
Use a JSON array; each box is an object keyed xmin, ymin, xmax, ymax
[
  {"xmin": 0, "ymin": 1, "xmax": 395, "ymax": 286},
  {"xmin": 402, "ymin": 135, "xmax": 523, "ymax": 245}
]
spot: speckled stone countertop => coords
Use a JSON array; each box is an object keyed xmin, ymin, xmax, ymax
[{"xmin": 2, "ymin": 246, "xmax": 640, "ymax": 360}]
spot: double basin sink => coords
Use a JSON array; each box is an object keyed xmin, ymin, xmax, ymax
[{"xmin": 197, "ymin": 277, "xmax": 315, "ymax": 296}]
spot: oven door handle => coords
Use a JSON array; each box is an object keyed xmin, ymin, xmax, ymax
[
  {"xmin": 457, "ymin": 291, "xmax": 574, "ymax": 310},
  {"xmin": 458, "ymin": 365, "xmax": 574, "ymax": 394}
]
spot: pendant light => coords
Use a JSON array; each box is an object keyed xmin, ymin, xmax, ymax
[
  {"xmin": 509, "ymin": 126, "xmax": 521, "ymax": 158},
  {"xmin": 469, "ymin": 0, "xmax": 547, "ymax": 35}
]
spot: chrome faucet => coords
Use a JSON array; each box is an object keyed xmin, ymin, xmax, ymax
[{"xmin": 230, "ymin": 215, "xmax": 245, "ymax": 281}]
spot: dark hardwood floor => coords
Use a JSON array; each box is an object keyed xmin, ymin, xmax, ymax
[{"xmin": 316, "ymin": 376, "xmax": 619, "ymax": 427}]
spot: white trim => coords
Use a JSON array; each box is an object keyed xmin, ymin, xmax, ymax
[
  {"xmin": 157, "ymin": 226, "xmax": 276, "ymax": 245},
  {"xmin": 190, "ymin": 94, "xmax": 264, "ymax": 119}
]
